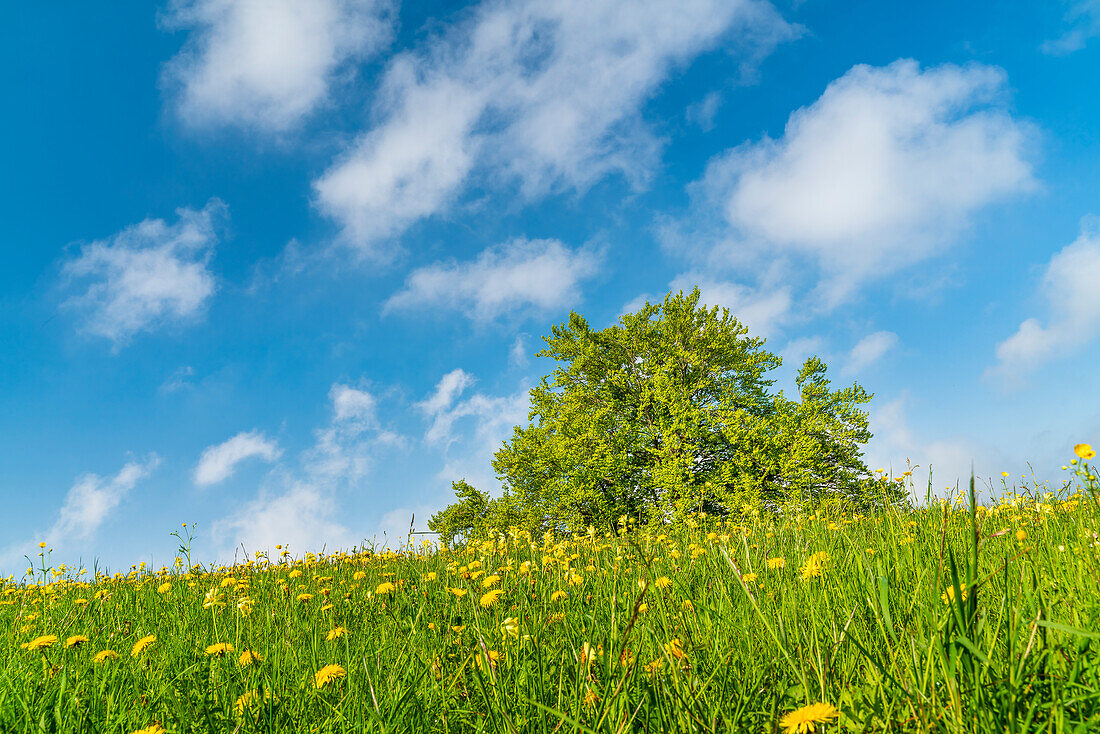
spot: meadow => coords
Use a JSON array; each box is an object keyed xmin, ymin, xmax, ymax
[{"xmin": 3, "ymin": 448, "xmax": 1100, "ymax": 733}]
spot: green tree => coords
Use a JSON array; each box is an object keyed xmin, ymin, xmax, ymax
[{"xmin": 430, "ymin": 289, "xmax": 900, "ymax": 541}]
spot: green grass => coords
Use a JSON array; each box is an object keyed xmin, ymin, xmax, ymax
[{"xmin": 3, "ymin": 463, "xmax": 1100, "ymax": 733}]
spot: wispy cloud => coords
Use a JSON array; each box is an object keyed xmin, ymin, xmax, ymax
[
  {"xmin": 194, "ymin": 431, "xmax": 281, "ymax": 487},
  {"xmin": 1041, "ymin": 0, "xmax": 1100, "ymax": 55},
  {"xmin": 61, "ymin": 199, "xmax": 226, "ymax": 346},
  {"xmin": 844, "ymin": 331, "xmax": 899, "ymax": 375},
  {"xmin": 314, "ymin": 0, "xmax": 797, "ymax": 258},
  {"xmin": 989, "ymin": 219, "xmax": 1100, "ymax": 384},
  {"xmin": 386, "ymin": 238, "xmax": 601, "ymax": 322},
  {"xmin": 162, "ymin": 0, "xmax": 395, "ymax": 131},
  {"xmin": 214, "ymin": 384, "xmax": 404, "ymax": 555}
]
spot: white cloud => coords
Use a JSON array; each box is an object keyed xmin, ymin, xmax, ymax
[
  {"xmin": 419, "ymin": 369, "xmax": 529, "ymax": 494},
  {"xmin": 844, "ymin": 331, "xmax": 898, "ymax": 374},
  {"xmin": 162, "ymin": 0, "xmax": 394, "ymax": 131},
  {"xmin": 215, "ymin": 383, "xmax": 402, "ymax": 555},
  {"xmin": 669, "ymin": 274, "xmax": 791, "ymax": 338},
  {"xmin": 386, "ymin": 238, "xmax": 602, "ymax": 320},
  {"xmin": 668, "ymin": 59, "xmax": 1035, "ymax": 307},
  {"xmin": 1042, "ymin": 0, "xmax": 1100, "ymax": 55},
  {"xmin": 864, "ymin": 396, "xmax": 1006, "ymax": 500},
  {"xmin": 314, "ymin": 0, "xmax": 797, "ymax": 257},
  {"xmin": 686, "ymin": 91, "xmax": 723, "ymax": 131},
  {"xmin": 62, "ymin": 199, "xmax": 226, "ymax": 346},
  {"xmin": 781, "ymin": 335, "xmax": 825, "ymax": 368},
  {"xmin": 990, "ymin": 220, "xmax": 1100, "ymax": 381},
  {"xmin": 194, "ymin": 431, "xmax": 281, "ymax": 486},
  {"xmin": 48, "ymin": 457, "xmax": 160, "ymax": 544}
]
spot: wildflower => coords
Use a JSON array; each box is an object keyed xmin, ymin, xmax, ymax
[
  {"xmin": 237, "ymin": 597, "xmax": 254, "ymax": 615},
  {"xmin": 129, "ymin": 724, "xmax": 165, "ymax": 734},
  {"xmin": 451, "ymin": 625, "xmax": 466, "ymax": 633},
  {"xmin": 1001, "ymin": 471, "xmax": 1010, "ymax": 478},
  {"xmin": 665, "ymin": 638, "xmax": 687, "ymax": 660},
  {"xmin": 353, "ymin": 571, "xmax": 366, "ymax": 581},
  {"xmin": 64, "ymin": 635, "xmax": 89, "ymax": 649},
  {"xmin": 800, "ymin": 552, "xmax": 829, "ymax": 580},
  {"xmin": 941, "ymin": 585, "xmax": 970, "ymax": 605},
  {"xmin": 480, "ymin": 588, "xmax": 504, "ymax": 608},
  {"xmin": 288, "ymin": 569, "xmax": 303, "ymax": 579},
  {"xmin": 235, "ymin": 690, "xmax": 259, "ymax": 715},
  {"xmin": 38, "ymin": 542, "xmax": 47, "ymax": 549},
  {"xmin": 422, "ymin": 572, "xmax": 437, "ymax": 581},
  {"xmin": 766, "ymin": 557, "xmax": 786, "ymax": 570},
  {"xmin": 313, "ymin": 663, "xmax": 347, "ymax": 688},
  {"xmin": 296, "ymin": 593, "xmax": 313, "ymax": 602},
  {"xmin": 326, "ymin": 626, "xmax": 348, "ymax": 641},
  {"xmin": 205, "ymin": 642, "xmax": 234, "ymax": 656},
  {"xmin": 550, "ymin": 590, "xmax": 568, "ymax": 602},
  {"xmin": 94, "ymin": 649, "xmax": 118, "ymax": 663},
  {"xmin": 501, "ymin": 617, "xmax": 520, "ymax": 639},
  {"xmin": 742, "ymin": 573, "xmax": 758, "ymax": 583},
  {"xmin": 1075, "ymin": 443, "xmax": 1096, "ymax": 460},
  {"xmin": 375, "ymin": 581, "xmax": 395, "ymax": 595},
  {"xmin": 638, "ymin": 603, "xmax": 649, "ymax": 613},
  {"xmin": 238, "ymin": 649, "xmax": 262, "ymax": 667},
  {"xmin": 568, "ymin": 573, "xmax": 584, "ymax": 586},
  {"xmin": 779, "ymin": 702, "xmax": 839, "ymax": 734},
  {"xmin": 203, "ymin": 587, "xmax": 225, "ymax": 609},
  {"xmin": 448, "ymin": 587, "xmax": 467, "ymax": 597},
  {"xmin": 20, "ymin": 634, "xmax": 58, "ymax": 651},
  {"xmin": 476, "ymin": 649, "xmax": 501, "ymax": 672},
  {"xmin": 654, "ymin": 576, "xmax": 672, "ymax": 589},
  {"xmin": 157, "ymin": 582, "xmax": 172, "ymax": 594},
  {"xmin": 481, "ymin": 574, "xmax": 501, "ymax": 588},
  {"xmin": 220, "ymin": 577, "xmax": 237, "ymax": 588},
  {"xmin": 681, "ymin": 600, "xmax": 694, "ymax": 612},
  {"xmin": 1015, "ymin": 529, "xmax": 1027, "ymax": 542},
  {"xmin": 131, "ymin": 635, "xmax": 156, "ymax": 657}
]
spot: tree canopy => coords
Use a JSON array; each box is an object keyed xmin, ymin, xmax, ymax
[{"xmin": 429, "ymin": 289, "xmax": 901, "ymax": 545}]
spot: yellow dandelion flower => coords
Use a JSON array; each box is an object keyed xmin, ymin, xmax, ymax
[
  {"xmin": 681, "ymin": 599, "xmax": 694, "ymax": 611},
  {"xmin": 1074, "ymin": 443, "xmax": 1096, "ymax": 460},
  {"xmin": 238, "ymin": 649, "xmax": 262, "ymax": 666},
  {"xmin": 296, "ymin": 593, "xmax": 313, "ymax": 602},
  {"xmin": 157, "ymin": 582, "xmax": 172, "ymax": 594},
  {"xmin": 476, "ymin": 649, "xmax": 501, "ymax": 672},
  {"xmin": 449, "ymin": 587, "xmax": 468, "ymax": 597},
  {"xmin": 64, "ymin": 635, "xmax": 89, "ymax": 649},
  {"xmin": 481, "ymin": 574, "xmax": 501, "ymax": 588},
  {"xmin": 129, "ymin": 724, "xmax": 165, "ymax": 734},
  {"xmin": 941, "ymin": 585, "xmax": 970, "ymax": 605},
  {"xmin": 375, "ymin": 581, "xmax": 395, "ymax": 595},
  {"xmin": 205, "ymin": 642, "xmax": 234, "ymax": 656},
  {"xmin": 94, "ymin": 649, "xmax": 118, "ymax": 663},
  {"xmin": 479, "ymin": 588, "xmax": 504, "ymax": 608},
  {"xmin": 203, "ymin": 587, "xmax": 225, "ymax": 609},
  {"xmin": 550, "ymin": 590, "xmax": 568, "ymax": 602},
  {"xmin": 637, "ymin": 603, "xmax": 648, "ymax": 613},
  {"xmin": 288, "ymin": 569, "xmax": 303, "ymax": 579},
  {"xmin": 779, "ymin": 702, "xmax": 839, "ymax": 734},
  {"xmin": 766, "ymin": 557, "xmax": 786, "ymax": 570},
  {"xmin": 20, "ymin": 634, "xmax": 58, "ymax": 651},
  {"xmin": 1015, "ymin": 529, "xmax": 1027, "ymax": 542},
  {"xmin": 567, "ymin": 573, "xmax": 584, "ymax": 586},
  {"xmin": 664, "ymin": 638, "xmax": 687, "ymax": 660},
  {"xmin": 422, "ymin": 572, "xmax": 437, "ymax": 581},
  {"xmin": 235, "ymin": 689, "xmax": 258, "ymax": 715},
  {"xmin": 313, "ymin": 663, "xmax": 347, "ymax": 688},
  {"xmin": 326, "ymin": 626, "xmax": 348, "ymax": 641},
  {"xmin": 131, "ymin": 634, "xmax": 156, "ymax": 657},
  {"xmin": 353, "ymin": 570, "xmax": 366, "ymax": 581},
  {"xmin": 742, "ymin": 573, "xmax": 758, "ymax": 584},
  {"xmin": 38, "ymin": 542, "xmax": 47, "ymax": 549},
  {"xmin": 654, "ymin": 576, "xmax": 672, "ymax": 589}
]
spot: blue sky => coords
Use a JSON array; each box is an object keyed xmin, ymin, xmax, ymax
[{"xmin": 2, "ymin": 0, "xmax": 1099, "ymax": 575}]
